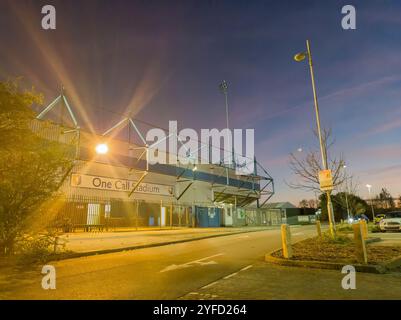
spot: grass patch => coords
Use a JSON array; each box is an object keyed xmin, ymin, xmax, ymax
[{"xmin": 272, "ymin": 232, "xmax": 401, "ymax": 265}]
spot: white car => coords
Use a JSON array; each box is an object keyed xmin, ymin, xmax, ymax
[{"xmin": 379, "ymin": 211, "xmax": 401, "ymax": 232}]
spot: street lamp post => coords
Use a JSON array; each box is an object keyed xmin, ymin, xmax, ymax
[
  {"xmin": 219, "ymin": 80, "xmax": 234, "ymax": 184},
  {"xmin": 294, "ymin": 40, "xmax": 336, "ymax": 237},
  {"xmin": 219, "ymin": 80, "xmax": 230, "ymax": 133},
  {"xmin": 343, "ymin": 165, "xmax": 351, "ymax": 221},
  {"xmin": 366, "ymin": 184, "xmax": 375, "ymax": 220}
]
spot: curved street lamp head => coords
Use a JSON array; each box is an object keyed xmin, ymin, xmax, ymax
[
  {"xmin": 95, "ymin": 143, "xmax": 109, "ymax": 155},
  {"xmin": 219, "ymin": 80, "xmax": 228, "ymax": 94},
  {"xmin": 294, "ymin": 52, "xmax": 307, "ymax": 62}
]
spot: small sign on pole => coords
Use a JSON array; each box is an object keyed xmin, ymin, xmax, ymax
[{"xmin": 319, "ymin": 169, "xmax": 334, "ymax": 191}]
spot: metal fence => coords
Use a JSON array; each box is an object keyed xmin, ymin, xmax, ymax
[
  {"xmin": 244, "ymin": 208, "xmax": 283, "ymax": 226},
  {"xmin": 51, "ymin": 196, "xmax": 196, "ymax": 232}
]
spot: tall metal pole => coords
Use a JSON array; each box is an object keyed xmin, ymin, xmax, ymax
[
  {"xmin": 367, "ymin": 185, "xmax": 375, "ymax": 220},
  {"xmin": 306, "ymin": 40, "xmax": 336, "ymax": 236},
  {"xmin": 345, "ymin": 190, "xmax": 350, "ymax": 220},
  {"xmin": 219, "ymin": 80, "xmax": 231, "ymax": 184},
  {"xmin": 221, "ymin": 80, "xmax": 230, "ymax": 131},
  {"xmin": 343, "ymin": 166, "xmax": 350, "ymax": 221},
  {"xmin": 223, "ymin": 83, "xmax": 234, "ymax": 167}
]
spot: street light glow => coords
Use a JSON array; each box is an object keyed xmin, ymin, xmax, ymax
[
  {"xmin": 294, "ymin": 52, "xmax": 307, "ymax": 62},
  {"xmin": 366, "ymin": 184, "xmax": 372, "ymax": 189},
  {"xmin": 95, "ymin": 143, "xmax": 109, "ymax": 155}
]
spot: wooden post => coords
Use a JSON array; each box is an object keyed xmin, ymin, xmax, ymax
[
  {"xmin": 281, "ymin": 224, "xmax": 293, "ymax": 259},
  {"xmin": 186, "ymin": 207, "xmax": 189, "ymax": 226},
  {"xmin": 316, "ymin": 220, "xmax": 322, "ymax": 237},
  {"xmin": 353, "ymin": 223, "xmax": 368, "ymax": 264},
  {"xmin": 136, "ymin": 200, "xmax": 139, "ymax": 231},
  {"xmin": 178, "ymin": 206, "xmax": 182, "ymax": 227},
  {"xmin": 360, "ymin": 220, "xmax": 368, "ymax": 240},
  {"xmin": 170, "ymin": 204, "xmax": 173, "ymax": 229},
  {"xmin": 160, "ymin": 200, "xmax": 162, "ymax": 229},
  {"xmin": 53, "ymin": 236, "xmax": 59, "ymax": 254}
]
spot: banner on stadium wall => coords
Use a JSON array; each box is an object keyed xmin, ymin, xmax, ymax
[{"xmin": 70, "ymin": 173, "xmax": 174, "ymax": 197}]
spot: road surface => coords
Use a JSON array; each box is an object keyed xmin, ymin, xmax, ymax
[{"xmin": 0, "ymin": 225, "xmax": 317, "ymax": 299}]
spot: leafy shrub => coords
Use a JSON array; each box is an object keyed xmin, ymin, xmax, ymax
[
  {"xmin": 321, "ymin": 231, "xmax": 352, "ymax": 245},
  {"xmin": 370, "ymin": 225, "xmax": 381, "ymax": 233},
  {"xmin": 336, "ymin": 223, "xmax": 353, "ymax": 232},
  {"xmin": 14, "ymin": 232, "xmax": 66, "ymax": 265}
]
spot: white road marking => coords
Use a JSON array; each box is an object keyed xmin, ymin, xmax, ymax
[
  {"xmin": 292, "ymin": 232, "xmax": 304, "ymax": 236},
  {"xmin": 201, "ymin": 264, "xmax": 254, "ymax": 289},
  {"xmin": 223, "ymin": 272, "xmax": 238, "ymax": 279},
  {"xmin": 239, "ymin": 264, "xmax": 253, "ymax": 272},
  {"xmin": 160, "ymin": 253, "xmax": 224, "ymax": 273},
  {"xmin": 201, "ymin": 281, "xmax": 219, "ymax": 289}
]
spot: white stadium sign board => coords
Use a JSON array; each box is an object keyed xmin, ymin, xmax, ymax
[{"xmin": 70, "ymin": 173, "xmax": 174, "ymax": 197}]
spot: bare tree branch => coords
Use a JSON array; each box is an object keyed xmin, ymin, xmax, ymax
[{"xmin": 288, "ymin": 128, "xmax": 347, "ymax": 193}]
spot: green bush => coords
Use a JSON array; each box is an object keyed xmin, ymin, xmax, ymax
[
  {"xmin": 370, "ymin": 224, "xmax": 381, "ymax": 233},
  {"xmin": 15, "ymin": 232, "xmax": 66, "ymax": 265},
  {"xmin": 336, "ymin": 223, "xmax": 353, "ymax": 232},
  {"xmin": 321, "ymin": 231, "xmax": 351, "ymax": 245}
]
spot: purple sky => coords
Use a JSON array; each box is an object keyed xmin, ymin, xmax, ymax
[{"xmin": 1, "ymin": 0, "xmax": 401, "ymax": 204}]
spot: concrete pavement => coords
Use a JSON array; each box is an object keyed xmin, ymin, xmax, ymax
[
  {"xmin": 180, "ymin": 262, "xmax": 401, "ymax": 300},
  {"xmin": 1, "ymin": 225, "xmax": 400, "ymax": 300},
  {"xmin": 0, "ymin": 226, "xmax": 315, "ymax": 299},
  {"xmin": 59, "ymin": 226, "xmax": 280, "ymax": 254},
  {"xmin": 370, "ymin": 232, "xmax": 401, "ymax": 247}
]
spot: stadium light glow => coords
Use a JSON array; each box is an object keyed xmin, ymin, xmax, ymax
[{"xmin": 95, "ymin": 143, "xmax": 109, "ymax": 155}]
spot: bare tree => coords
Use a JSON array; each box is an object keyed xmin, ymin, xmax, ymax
[
  {"xmin": 287, "ymin": 128, "xmax": 346, "ymax": 192},
  {"xmin": 299, "ymin": 199, "xmax": 309, "ymax": 208},
  {"xmin": 307, "ymin": 199, "xmax": 317, "ymax": 209}
]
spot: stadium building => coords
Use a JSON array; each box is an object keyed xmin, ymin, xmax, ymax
[{"xmin": 33, "ymin": 90, "xmax": 275, "ymax": 230}]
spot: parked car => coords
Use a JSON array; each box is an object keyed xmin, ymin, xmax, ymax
[
  {"xmin": 374, "ymin": 213, "xmax": 386, "ymax": 225},
  {"xmin": 379, "ymin": 211, "xmax": 401, "ymax": 232},
  {"xmin": 354, "ymin": 214, "xmax": 369, "ymax": 223}
]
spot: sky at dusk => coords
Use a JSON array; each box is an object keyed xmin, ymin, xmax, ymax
[{"xmin": 1, "ymin": 0, "xmax": 401, "ymax": 205}]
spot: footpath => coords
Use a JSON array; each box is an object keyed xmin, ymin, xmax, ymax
[{"xmin": 59, "ymin": 226, "xmax": 279, "ymax": 257}]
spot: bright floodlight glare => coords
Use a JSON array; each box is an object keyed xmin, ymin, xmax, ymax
[
  {"xmin": 95, "ymin": 143, "xmax": 109, "ymax": 155},
  {"xmin": 366, "ymin": 184, "xmax": 372, "ymax": 188},
  {"xmin": 192, "ymin": 166, "xmax": 197, "ymax": 172}
]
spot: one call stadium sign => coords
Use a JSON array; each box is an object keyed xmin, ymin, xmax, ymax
[{"xmin": 70, "ymin": 174, "xmax": 174, "ymax": 197}]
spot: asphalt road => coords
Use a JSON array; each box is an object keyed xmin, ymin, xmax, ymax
[{"xmin": 1, "ymin": 225, "xmax": 318, "ymax": 300}]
